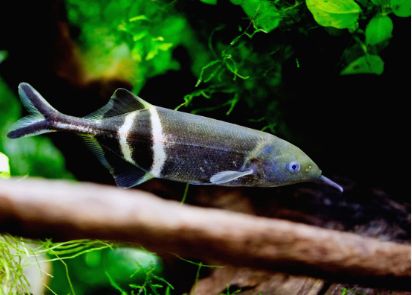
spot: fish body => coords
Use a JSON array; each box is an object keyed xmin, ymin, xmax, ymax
[{"xmin": 8, "ymin": 83, "xmax": 343, "ymax": 191}]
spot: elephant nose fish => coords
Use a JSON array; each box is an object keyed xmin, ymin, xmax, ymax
[{"xmin": 8, "ymin": 82, "xmax": 343, "ymax": 192}]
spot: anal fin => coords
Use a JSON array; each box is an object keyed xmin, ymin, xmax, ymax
[
  {"xmin": 111, "ymin": 161, "xmax": 153, "ymax": 188},
  {"xmin": 80, "ymin": 135, "xmax": 153, "ymax": 188}
]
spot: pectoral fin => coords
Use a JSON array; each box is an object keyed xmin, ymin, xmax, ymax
[{"xmin": 210, "ymin": 169, "xmax": 254, "ymax": 185}]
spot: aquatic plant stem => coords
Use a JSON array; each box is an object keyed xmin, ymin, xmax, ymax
[
  {"xmin": 0, "ymin": 178, "xmax": 409, "ymax": 290},
  {"xmin": 180, "ymin": 183, "xmax": 190, "ymax": 204}
]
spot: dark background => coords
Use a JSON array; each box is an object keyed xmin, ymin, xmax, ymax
[{"xmin": 0, "ymin": 0, "xmax": 410, "ymax": 200}]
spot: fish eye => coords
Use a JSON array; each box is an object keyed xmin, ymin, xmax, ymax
[{"xmin": 287, "ymin": 161, "xmax": 300, "ymax": 173}]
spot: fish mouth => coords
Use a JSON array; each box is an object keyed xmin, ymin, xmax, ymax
[{"xmin": 319, "ymin": 175, "xmax": 344, "ymax": 193}]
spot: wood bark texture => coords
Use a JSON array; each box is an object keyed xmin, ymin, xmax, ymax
[{"xmin": 0, "ymin": 178, "xmax": 409, "ymax": 290}]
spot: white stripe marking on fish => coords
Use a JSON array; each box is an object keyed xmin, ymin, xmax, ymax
[
  {"xmin": 149, "ymin": 107, "xmax": 166, "ymax": 177},
  {"xmin": 118, "ymin": 112, "xmax": 137, "ymax": 164}
]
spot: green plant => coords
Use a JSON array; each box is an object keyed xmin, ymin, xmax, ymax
[
  {"xmin": 305, "ymin": 0, "xmax": 409, "ymax": 74},
  {"xmin": 66, "ymin": 0, "xmax": 409, "ymax": 135},
  {"xmin": 66, "ymin": 0, "xmax": 209, "ymax": 92}
]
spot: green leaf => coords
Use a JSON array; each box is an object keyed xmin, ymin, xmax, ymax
[
  {"xmin": 390, "ymin": 0, "xmax": 411, "ymax": 17},
  {"xmin": 341, "ymin": 54, "xmax": 384, "ymax": 75},
  {"xmin": 306, "ymin": 0, "xmax": 362, "ymax": 30},
  {"xmin": 200, "ymin": 0, "xmax": 217, "ymax": 4},
  {"xmin": 231, "ymin": 0, "xmax": 282, "ymax": 32},
  {"xmin": 365, "ymin": 15, "xmax": 393, "ymax": 45},
  {"xmin": 4, "ymin": 137, "xmax": 72, "ymax": 178},
  {"xmin": 104, "ymin": 248, "xmax": 162, "ymax": 283}
]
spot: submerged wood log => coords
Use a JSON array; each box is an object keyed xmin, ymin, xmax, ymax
[
  {"xmin": 0, "ymin": 178, "xmax": 409, "ymax": 290},
  {"xmin": 190, "ymin": 183, "xmax": 411, "ymax": 295},
  {"xmin": 192, "ymin": 266, "xmax": 326, "ymax": 295}
]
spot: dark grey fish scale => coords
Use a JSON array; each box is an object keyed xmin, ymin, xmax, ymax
[
  {"xmin": 156, "ymin": 107, "xmax": 272, "ymax": 184},
  {"xmin": 127, "ymin": 110, "xmax": 153, "ymax": 172},
  {"xmin": 96, "ymin": 116, "xmax": 125, "ymax": 156}
]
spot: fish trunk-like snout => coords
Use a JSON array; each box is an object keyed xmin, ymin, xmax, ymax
[{"xmin": 319, "ymin": 175, "xmax": 344, "ymax": 192}]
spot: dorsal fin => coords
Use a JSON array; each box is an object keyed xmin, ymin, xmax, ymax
[{"xmin": 85, "ymin": 88, "xmax": 151, "ymax": 119}]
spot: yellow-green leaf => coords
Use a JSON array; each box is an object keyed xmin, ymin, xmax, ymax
[
  {"xmin": 0, "ymin": 152, "xmax": 10, "ymax": 178},
  {"xmin": 390, "ymin": 0, "xmax": 411, "ymax": 17},
  {"xmin": 341, "ymin": 54, "xmax": 384, "ymax": 75},
  {"xmin": 158, "ymin": 42, "xmax": 174, "ymax": 51},
  {"xmin": 128, "ymin": 15, "xmax": 149, "ymax": 22},
  {"xmin": 306, "ymin": 0, "xmax": 362, "ymax": 30},
  {"xmin": 365, "ymin": 15, "xmax": 393, "ymax": 45}
]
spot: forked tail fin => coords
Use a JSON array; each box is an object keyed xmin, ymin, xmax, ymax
[{"xmin": 7, "ymin": 83, "xmax": 59, "ymax": 139}]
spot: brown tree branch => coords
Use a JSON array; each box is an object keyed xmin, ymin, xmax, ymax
[{"xmin": 0, "ymin": 179, "xmax": 409, "ymax": 290}]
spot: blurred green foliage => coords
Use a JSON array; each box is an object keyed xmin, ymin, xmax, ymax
[
  {"xmin": 66, "ymin": 0, "xmax": 291, "ymax": 132},
  {"xmin": 201, "ymin": 0, "xmax": 218, "ymax": 5},
  {"xmin": 0, "ymin": 152, "xmax": 10, "ymax": 178},
  {"xmin": 65, "ymin": 0, "xmax": 410, "ymax": 134},
  {"xmin": 0, "ymin": 51, "xmax": 7, "ymax": 64},
  {"xmin": 66, "ymin": 0, "xmax": 209, "ymax": 92},
  {"xmin": 49, "ymin": 245, "xmax": 165, "ymax": 294}
]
